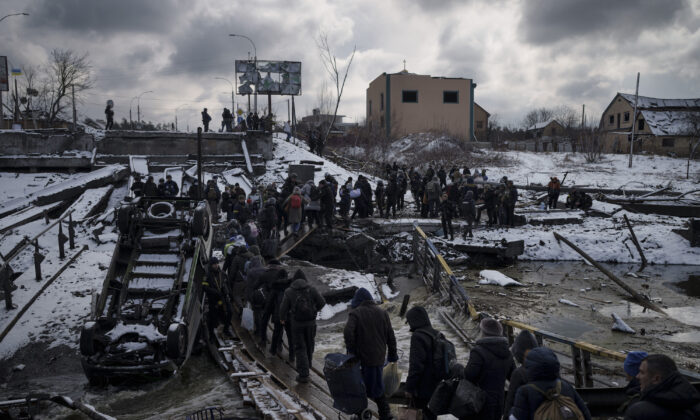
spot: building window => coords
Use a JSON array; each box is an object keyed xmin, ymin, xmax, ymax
[
  {"xmin": 369, "ymin": 100, "xmax": 372, "ymax": 115},
  {"xmin": 617, "ymin": 113, "xmax": 621, "ymax": 128},
  {"xmin": 624, "ymin": 112, "xmax": 630, "ymax": 122},
  {"xmin": 443, "ymin": 91, "xmax": 458, "ymax": 103},
  {"xmin": 609, "ymin": 115, "xmax": 614, "ymax": 125},
  {"xmin": 476, "ymin": 121, "xmax": 483, "ymax": 129},
  {"xmin": 380, "ymin": 93, "xmax": 384, "ymax": 111},
  {"xmin": 638, "ymin": 119, "xmax": 644, "ymax": 130},
  {"xmin": 402, "ymin": 90, "xmax": 418, "ymax": 103},
  {"xmin": 662, "ymin": 138, "xmax": 674, "ymax": 147}
]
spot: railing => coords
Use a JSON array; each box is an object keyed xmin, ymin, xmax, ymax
[
  {"xmin": 411, "ymin": 223, "xmax": 700, "ymax": 386},
  {"xmin": 1, "ymin": 209, "xmax": 76, "ymax": 309}
]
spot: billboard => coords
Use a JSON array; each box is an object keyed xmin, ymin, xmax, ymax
[
  {"xmin": 0, "ymin": 57, "xmax": 8, "ymax": 92},
  {"xmin": 235, "ymin": 60, "xmax": 301, "ymax": 96}
]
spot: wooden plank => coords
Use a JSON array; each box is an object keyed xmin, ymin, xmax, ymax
[{"xmin": 276, "ymin": 225, "xmax": 317, "ymax": 259}]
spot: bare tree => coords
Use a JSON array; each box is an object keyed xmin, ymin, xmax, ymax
[
  {"xmin": 580, "ymin": 129, "xmax": 603, "ymax": 163},
  {"xmin": 43, "ymin": 49, "xmax": 92, "ymax": 124},
  {"xmin": 315, "ymin": 80, "xmax": 333, "ymax": 117},
  {"xmin": 552, "ymin": 105, "xmax": 579, "ymax": 129},
  {"xmin": 522, "ymin": 107, "xmax": 555, "ymax": 129},
  {"xmin": 316, "ymin": 32, "xmax": 356, "ymax": 143}
]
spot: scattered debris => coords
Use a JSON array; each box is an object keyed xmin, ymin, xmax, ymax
[
  {"xmin": 478, "ymin": 270, "xmax": 524, "ymax": 287},
  {"xmin": 559, "ymin": 298, "xmax": 580, "ymax": 308},
  {"xmin": 611, "ymin": 313, "xmax": 636, "ymax": 334}
]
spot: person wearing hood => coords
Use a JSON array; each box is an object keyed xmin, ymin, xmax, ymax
[
  {"xmin": 503, "ymin": 331, "xmax": 539, "ymax": 419},
  {"xmin": 375, "ymin": 180, "xmax": 386, "ymax": 218},
  {"xmin": 279, "ymin": 269, "xmax": 325, "ymax": 383},
  {"xmin": 282, "ymin": 187, "xmax": 308, "ymax": 236},
  {"xmin": 386, "ymin": 176, "xmax": 399, "ymax": 219},
  {"xmin": 319, "ymin": 180, "xmax": 335, "ymax": 230},
  {"xmin": 439, "ymin": 192, "xmax": 456, "ymax": 240},
  {"xmin": 624, "ymin": 354, "xmax": 700, "ymax": 420},
  {"xmin": 268, "ymin": 268, "xmax": 293, "ymax": 359},
  {"xmin": 404, "ymin": 306, "xmax": 441, "ymax": 420},
  {"xmin": 258, "ymin": 197, "xmax": 278, "ymax": 241},
  {"xmin": 302, "ymin": 179, "xmax": 321, "ymax": 228},
  {"xmin": 425, "ymin": 176, "xmax": 441, "ymax": 217},
  {"xmin": 343, "ymin": 288, "xmax": 398, "ymax": 420},
  {"xmin": 509, "ymin": 347, "xmax": 590, "ymax": 420},
  {"xmin": 457, "ymin": 318, "xmax": 515, "ymax": 420}
]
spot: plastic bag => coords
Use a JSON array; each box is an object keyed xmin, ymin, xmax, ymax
[
  {"xmin": 382, "ymin": 362, "xmax": 401, "ymax": 397},
  {"xmin": 448, "ymin": 379, "xmax": 486, "ymax": 418},
  {"xmin": 350, "ymin": 188, "xmax": 362, "ymax": 198},
  {"xmin": 427, "ymin": 378, "xmax": 457, "ymax": 415},
  {"xmin": 241, "ymin": 304, "xmax": 255, "ymax": 331}
]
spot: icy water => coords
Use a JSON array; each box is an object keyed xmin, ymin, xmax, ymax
[{"xmin": 21, "ymin": 353, "xmax": 257, "ymax": 419}]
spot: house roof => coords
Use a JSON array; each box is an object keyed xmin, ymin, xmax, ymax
[
  {"xmin": 474, "ymin": 102, "xmax": 490, "ymax": 117},
  {"xmin": 528, "ymin": 119, "xmax": 562, "ymax": 131},
  {"xmin": 618, "ymin": 93, "xmax": 700, "ymax": 109},
  {"xmin": 639, "ymin": 109, "xmax": 700, "ymax": 136}
]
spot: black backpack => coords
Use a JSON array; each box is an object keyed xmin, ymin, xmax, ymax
[
  {"xmin": 310, "ymin": 185, "xmax": 321, "ymax": 201},
  {"xmin": 293, "ymin": 287, "xmax": 317, "ymax": 322},
  {"xmin": 419, "ymin": 329, "xmax": 456, "ymax": 380}
]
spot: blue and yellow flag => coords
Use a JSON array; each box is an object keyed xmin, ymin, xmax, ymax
[{"xmin": 11, "ymin": 68, "xmax": 21, "ymax": 76}]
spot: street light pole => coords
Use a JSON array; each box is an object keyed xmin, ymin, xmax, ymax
[
  {"xmin": 136, "ymin": 90, "xmax": 153, "ymax": 129},
  {"xmin": 215, "ymin": 77, "xmax": 235, "ymax": 112},
  {"xmin": 129, "ymin": 96, "xmax": 138, "ymax": 129},
  {"xmin": 229, "ymin": 34, "xmax": 257, "ymax": 114}
]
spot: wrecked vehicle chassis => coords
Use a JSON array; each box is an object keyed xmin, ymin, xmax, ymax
[{"xmin": 80, "ymin": 198, "xmax": 213, "ymax": 384}]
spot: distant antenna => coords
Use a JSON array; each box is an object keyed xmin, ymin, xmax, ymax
[{"xmin": 403, "ymin": 60, "xmax": 406, "ymax": 71}]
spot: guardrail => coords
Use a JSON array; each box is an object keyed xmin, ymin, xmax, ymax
[
  {"xmin": 1, "ymin": 209, "xmax": 76, "ymax": 310},
  {"xmin": 411, "ymin": 223, "xmax": 700, "ymax": 386}
]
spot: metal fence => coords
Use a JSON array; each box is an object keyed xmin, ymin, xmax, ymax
[{"xmin": 411, "ymin": 223, "xmax": 700, "ymax": 386}]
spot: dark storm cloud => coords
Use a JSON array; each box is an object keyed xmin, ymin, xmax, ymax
[
  {"xmin": 519, "ymin": 0, "xmax": 688, "ymax": 45},
  {"xmin": 26, "ymin": 0, "xmax": 186, "ymax": 35},
  {"xmin": 436, "ymin": 27, "xmax": 485, "ymax": 80}
]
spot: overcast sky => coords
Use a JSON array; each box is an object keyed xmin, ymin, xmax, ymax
[{"xmin": 2, "ymin": 0, "xmax": 699, "ymax": 130}]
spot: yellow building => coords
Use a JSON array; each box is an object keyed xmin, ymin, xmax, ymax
[
  {"xmin": 366, "ymin": 70, "xmax": 488, "ymax": 141},
  {"xmin": 599, "ymin": 93, "xmax": 700, "ymax": 157}
]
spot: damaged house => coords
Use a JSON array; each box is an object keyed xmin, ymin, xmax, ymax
[{"xmin": 600, "ymin": 93, "xmax": 700, "ymax": 157}]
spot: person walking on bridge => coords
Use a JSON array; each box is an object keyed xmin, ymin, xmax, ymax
[{"xmin": 202, "ymin": 108, "xmax": 212, "ymax": 132}]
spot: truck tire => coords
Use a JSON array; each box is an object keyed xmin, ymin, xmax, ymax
[
  {"xmin": 147, "ymin": 202, "xmax": 176, "ymax": 219},
  {"xmin": 117, "ymin": 205, "xmax": 134, "ymax": 234},
  {"xmin": 191, "ymin": 205, "xmax": 209, "ymax": 237},
  {"xmin": 79, "ymin": 321, "xmax": 100, "ymax": 356},
  {"xmin": 166, "ymin": 323, "xmax": 187, "ymax": 360}
]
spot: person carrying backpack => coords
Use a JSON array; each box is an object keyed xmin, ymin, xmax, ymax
[
  {"xmin": 282, "ymin": 187, "xmax": 307, "ymax": 237},
  {"xmin": 509, "ymin": 347, "xmax": 590, "ymax": 420},
  {"xmin": 405, "ymin": 306, "xmax": 454, "ymax": 420},
  {"xmin": 279, "ymin": 269, "xmax": 325, "ymax": 383},
  {"xmin": 343, "ymin": 287, "xmax": 398, "ymax": 420},
  {"xmin": 454, "ymin": 318, "xmax": 515, "ymax": 420}
]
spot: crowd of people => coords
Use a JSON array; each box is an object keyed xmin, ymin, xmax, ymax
[{"xmin": 200, "ymin": 107, "xmax": 278, "ymax": 133}]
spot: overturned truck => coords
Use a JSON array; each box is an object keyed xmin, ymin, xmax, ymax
[{"xmin": 79, "ymin": 197, "xmax": 213, "ymax": 384}]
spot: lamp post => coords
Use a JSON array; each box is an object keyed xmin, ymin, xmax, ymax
[
  {"xmin": 175, "ymin": 104, "xmax": 188, "ymax": 132},
  {"xmin": 129, "ymin": 96, "xmax": 138, "ymax": 129},
  {"xmin": 136, "ymin": 90, "xmax": 153, "ymax": 129},
  {"xmin": 215, "ymin": 77, "xmax": 235, "ymax": 113},
  {"xmin": 0, "ymin": 12, "xmax": 29, "ymax": 23},
  {"xmin": 229, "ymin": 34, "xmax": 257, "ymax": 114}
]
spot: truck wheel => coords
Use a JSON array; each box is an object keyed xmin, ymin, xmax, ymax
[
  {"xmin": 191, "ymin": 205, "xmax": 209, "ymax": 237},
  {"xmin": 147, "ymin": 202, "xmax": 175, "ymax": 219},
  {"xmin": 117, "ymin": 205, "xmax": 134, "ymax": 234},
  {"xmin": 80, "ymin": 321, "xmax": 100, "ymax": 356},
  {"xmin": 166, "ymin": 323, "xmax": 187, "ymax": 360}
]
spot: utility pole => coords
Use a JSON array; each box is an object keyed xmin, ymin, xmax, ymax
[
  {"xmin": 581, "ymin": 104, "xmax": 585, "ymax": 129},
  {"xmin": 629, "ymin": 72, "xmax": 640, "ymax": 168},
  {"xmin": 197, "ymin": 127, "xmax": 203, "ymax": 199},
  {"xmin": 71, "ymin": 84, "xmax": 77, "ymax": 132},
  {"xmin": 287, "ymin": 99, "xmax": 290, "ymax": 121},
  {"xmin": 13, "ymin": 78, "xmax": 19, "ymax": 124},
  {"xmin": 291, "ymin": 96, "xmax": 297, "ymax": 141}
]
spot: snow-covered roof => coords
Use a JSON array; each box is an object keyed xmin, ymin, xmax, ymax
[
  {"xmin": 619, "ymin": 93, "xmax": 700, "ymax": 109},
  {"xmin": 528, "ymin": 119, "xmax": 562, "ymax": 131},
  {"xmin": 640, "ymin": 109, "xmax": 700, "ymax": 136}
]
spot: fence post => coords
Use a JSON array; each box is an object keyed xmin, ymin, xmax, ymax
[
  {"xmin": 33, "ymin": 240, "xmax": 43, "ymax": 281},
  {"xmin": 571, "ymin": 345, "xmax": 583, "ymax": 387},
  {"xmin": 68, "ymin": 213, "xmax": 75, "ymax": 250},
  {"xmin": 423, "ymin": 242, "xmax": 429, "ymax": 286},
  {"xmin": 58, "ymin": 221, "xmax": 66, "ymax": 260},
  {"xmin": 582, "ymin": 350, "xmax": 594, "ymax": 387}
]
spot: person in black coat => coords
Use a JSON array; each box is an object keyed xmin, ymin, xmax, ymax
[
  {"xmin": 375, "ymin": 181, "xmax": 386, "ymax": 218},
  {"xmin": 143, "ymin": 176, "xmax": 159, "ymax": 196},
  {"xmin": 131, "ymin": 175, "xmax": 145, "ymax": 197},
  {"xmin": 267, "ymin": 269, "xmax": 292, "ymax": 358},
  {"xmin": 202, "ymin": 108, "xmax": 212, "ymax": 132},
  {"xmin": 510, "ymin": 347, "xmax": 591, "ymax": 420},
  {"xmin": 202, "ymin": 258, "xmax": 233, "ymax": 337},
  {"xmin": 457, "ymin": 318, "xmax": 515, "ymax": 420},
  {"xmin": 258, "ymin": 198, "xmax": 278, "ymax": 240},
  {"xmin": 279, "ymin": 269, "xmax": 326, "ymax": 383},
  {"xmin": 319, "ymin": 180, "xmax": 334, "ymax": 229},
  {"xmin": 625, "ymin": 354, "xmax": 700, "ymax": 420},
  {"xmin": 404, "ymin": 306, "xmax": 440, "ymax": 420},
  {"xmin": 343, "ymin": 288, "xmax": 398, "ymax": 420},
  {"xmin": 503, "ymin": 330, "xmax": 539, "ymax": 419},
  {"xmin": 385, "ymin": 177, "xmax": 398, "ymax": 218},
  {"xmin": 439, "ymin": 193, "xmax": 456, "ymax": 240}
]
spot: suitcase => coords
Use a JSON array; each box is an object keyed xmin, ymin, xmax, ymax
[{"xmin": 323, "ymin": 353, "xmax": 368, "ymax": 415}]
